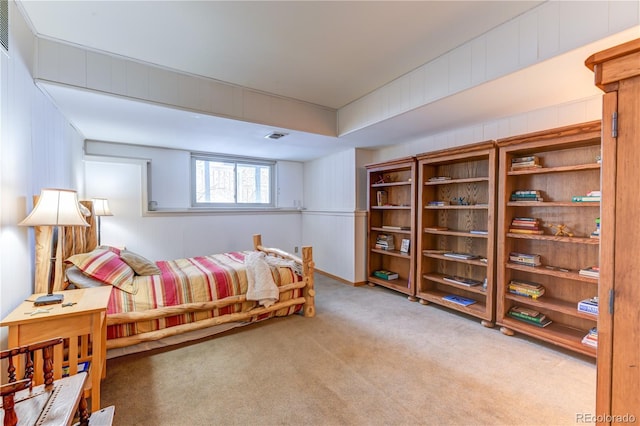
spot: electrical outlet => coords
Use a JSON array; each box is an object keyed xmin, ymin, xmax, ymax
[{"xmin": 294, "ymin": 246, "xmax": 299, "ymax": 253}]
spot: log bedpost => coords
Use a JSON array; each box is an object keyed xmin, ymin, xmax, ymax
[
  {"xmin": 252, "ymin": 234, "xmax": 315, "ymax": 318},
  {"xmin": 301, "ymin": 246, "xmax": 315, "ymax": 318}
]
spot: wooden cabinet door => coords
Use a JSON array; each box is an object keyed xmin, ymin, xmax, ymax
[{"xmin": 598, "ymin": 76, "xmax": 640, "ymax": 423}]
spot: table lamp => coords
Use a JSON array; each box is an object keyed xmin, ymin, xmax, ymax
[
  {"xmin": 19, "ymin": 188, "xmax": 89, "ymax": 305},
  {"xmin": 91, "ymin": 198, "xmax": 113, "ymax": 245}
]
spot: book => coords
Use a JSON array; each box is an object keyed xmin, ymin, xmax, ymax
[
  {"xmin": 428, "ymin": 176, "xmax": 452, "ymax": 182},
  {"xmin": 382, "ymin": 225, "xmax": 410, "ymax": 231},
  {"xmin": 511, "ymin": 155, "xmax": 539, "ymax": 164},
  {"xmin": 442, "ymin": 275, "xmax": 483, "ymax": 287},
  {"xmin": 375, "ymin": 234, "xmax": 395, "ymax": 250},
  {"xmin": 591, "ymin": 217, "xmax": 601, "ymax": 239},
  {"xmin": 577, "ymin": 297, "xmax": 598, "ymax": 315},
  {"xmin": 508, "ymin": 307, "xmax": 552, "ymax": 327},
  {"xmin": 427, "ymin": 200, "xmax": 449, "ymax": 206},
  {"xmin": 443, "ymin": 252, "xmax": 478, "ymax": 260},
  {"xmin": 510, "ymin": 156, "xmax": 541, "ymax": 171},
  {"xmin": 579, "ymin": 266, "xmax": 600, "ymax": 278},
  {"xmin": 62, "ymin": 361, "xmax": 90, "ymax": 377},
  {"xmin": 509, "ymin": 252, "xmax": 541, "ymax": 266},
  {"xmin": 508, "ymin": 279, "xmax": 545, "ymax": 299},
  {"xmin": 469, "ymin": 230, "xmax": 488, "ymax": 235},
  {"xmin": 376, "ymin": 190, "xmax": 388, "ymax": 206},
  {"xmin": 582, "ymin": 327, "xmax": 598, "ymax": 348},
  {"xmin": 508, "ymin": 228, "xmax": 544, "ymax": 235},
  {"xmin": 373, "ymin": 270, "xmax": 399, "ymax": 280},
  {"xmin": 509, "ymin": 313, "xmax": 552, "ymax": 328},
  {"xmin": 424, "ymin": 226, "xmax": 449, "ymax": 231},
  {"xmin": 572, "ymin": 195, "xmax": 601, "ymax": 202},
  {"xmin": 422, "ymin": 249, "xmax": 448, "ymax": 255},
  {"xmin": 442, "ymin": 294, "xmax": 477, "ymax": 306}
]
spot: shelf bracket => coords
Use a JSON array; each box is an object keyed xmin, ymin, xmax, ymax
[
  {"xmin": 612, "ymin": 112, "xmax": 618, "ymax": 138},
  {"xmin": 609, "ymin": 289, "xmax": 615, "ymax": 314}
]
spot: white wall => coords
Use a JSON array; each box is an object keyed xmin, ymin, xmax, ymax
[
  {"xmin": 373, "ymin": 96, "xmax": 603, "ymax": 163},
  {"xmin": 84, "ymin": 153, "xmax": 305, "ymax": 262},
  {"xmin": 0, "ymin": 2, "xmax": 84, "ymax": 348},
  {"xmin": 338, "ymin": 0, "xmax": 639, "ymax": 136},
  {"xmin": 85, "ymin": 140, "xmax": 304, "ymax": 210},
  {"xmin": 302, "ymin": 148, "xmax": 371, "ymax": 283}
]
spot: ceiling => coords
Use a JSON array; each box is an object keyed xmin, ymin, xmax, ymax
[{"xmin": 16, "ymin": 1, "xmax": 635, "ymax": 161}]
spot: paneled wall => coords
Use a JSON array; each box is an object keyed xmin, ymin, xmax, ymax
[
  {"xmin": 338, "ymin": 0, "xmax": 639, "ymax": 136},
  {"xmin": 0, "ymin": 2, "xmax": 84, "ymax": 347},
  {"xmin": 302, "ymin": 148, "xmax": 372, "ymax": 283},
  {"xmin": 34, "ymin": 39, "xmax": 336, "ymax": 138}
]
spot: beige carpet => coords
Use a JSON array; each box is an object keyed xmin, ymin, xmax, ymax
[{"xmin": 101, "ymin": 274, "xmax": 595, "ymax": 425}]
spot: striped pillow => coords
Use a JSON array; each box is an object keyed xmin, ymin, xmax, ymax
[{"xmin": 66, "ymin": 248, "xmax": 136, "ymax": 294}]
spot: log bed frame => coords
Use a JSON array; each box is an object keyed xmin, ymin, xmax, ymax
[{"xmin": 33, "ymin": 199, "xmax": 315, "ymax": 350}]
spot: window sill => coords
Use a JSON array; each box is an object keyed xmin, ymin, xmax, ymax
[{"xmin": 143, "ymin": 207, "xmax": 305, "ymax": 217}]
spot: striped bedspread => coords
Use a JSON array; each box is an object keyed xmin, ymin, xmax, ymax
[{"xmin": 106, "ymin": 251, "xmax": 302, "ymax": 340}]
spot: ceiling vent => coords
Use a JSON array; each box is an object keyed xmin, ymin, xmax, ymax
[
  {"xmin": 264, "ymin": 131, "xmax": 288, "ymax": 140},
  {"xmin": 0, "ymin": 0, "xmax": 8, "ymax": 53}
]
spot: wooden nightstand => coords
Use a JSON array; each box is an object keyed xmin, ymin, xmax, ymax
[{"xmin": 0, "ymin": 286, "xmax": 112, "ymax": 412}]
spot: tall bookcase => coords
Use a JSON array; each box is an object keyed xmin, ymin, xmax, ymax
[
  {"xmin": 495, "ymin": 121, "xmax": 601, "ymax": 357},
  {"xmin": 586, "ymin": 38, "xmax": 640, "ymax": 417},
  {"xmin": 415, "ymin": 141, "xmax": 497, "ymax": 327},
  {"xmin": 366, "ymin": 157, "xmax": 416, "ymax": 299}
]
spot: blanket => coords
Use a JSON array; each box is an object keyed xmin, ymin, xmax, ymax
[{"xmin": 245, "ymin": 251, "xmax": 279, "ymax": 307}]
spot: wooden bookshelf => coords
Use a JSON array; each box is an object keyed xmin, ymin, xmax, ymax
[
  {"xmin": 495, "ymin": 121, "xmax": 601, "ymax": 357},
  {"xmin": 366, "ymin": 157, "xmax": 417, "ymax": 299},
  {"xmin": 415, "ymin": 141, "xmax": 497, "ymax": 326}
]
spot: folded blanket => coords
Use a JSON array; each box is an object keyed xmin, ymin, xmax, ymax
[{"xmin": 245, "ymin": 251, "xmax": 279, "ymax": 307}]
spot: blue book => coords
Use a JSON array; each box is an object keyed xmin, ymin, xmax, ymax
[{"xmin": 442, "ymin": 294, "xmax": 476, "ymax": 306}]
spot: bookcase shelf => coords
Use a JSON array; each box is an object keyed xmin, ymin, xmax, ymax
[
  {"xmin": 496, "ymin": 121, "xmax": 601, "ymax": 357},
  {"xmin": 416, "ymin": 141, "xmax": 498, "ymax": 327},
  {"xmin": 366, "ymin": 157, "xmax": 417, "ymax": 299}
]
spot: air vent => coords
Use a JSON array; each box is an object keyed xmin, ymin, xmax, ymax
[
  {"xmin": 264, "ymin": 131, "xmax": 288, "ymax": 140},
  {"xmin": 0, "ymin": 0, "xmax": 7, "ymax": 53}
]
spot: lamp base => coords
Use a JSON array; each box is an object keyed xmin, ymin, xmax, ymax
[{"xmin": 34, "ymin": 293, "xmax": 64, "ymax": 306}]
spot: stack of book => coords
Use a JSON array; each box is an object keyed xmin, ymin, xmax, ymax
[
  {"xmin": 508, "ymin": 217, "xmax": 544, "ymax": 235},
  {"xmin": 508, "ymin": 279, "xmax": 545, "ymax": 299},
  {"xmin": 427, "ymin": 200, "xmax": 449, "ymax": 206},
  {"xmin": 373, "ymin": 269, "xmax": 399, "ymax": 280},
  {"xmin": 508, "ymin": 306, "xmax": 552, "ymax": 327},
  {"xmin": 590, "ymin": 217, "xmax": 600, "ymax": 239},
  {"xmin": 442, "ymin": 294, "xmax": 476, "ymax": 306},
  {"xmin": 510, "ymin": 190, "xmax": 543, "ymax": 202},
  {"xmin": 577, "ymin": 297, "xmax": 598, "ymax": 316},
  {"xmin": 442, "ymin": 275, "xmax": 483, "ymax": 287},
  {"xmin": 509, "ymin": 252, "xmax": 541, "ymax": 267},
  {"xmin": 572, "ymin": 190, "xmax": 601, "ymax": 202},
  {"xmin": 375, "ymin": 234, "xmax": 395, "ymax": 251},
  {"xmin": 510, "ymin": 155, "xmax": 542, "ymax": 171},
  {"xmin": 579, "ymin": 266, "xmax": 600, "ymax": 278},
  {"xmin": 382, "ymin": 225, "xmax": 410, "ymax": 231},
  {"xmin": 427, "ymin": 176, "xmax": 452, "ymax": 182},
  {"xmin": 443, "ymin": 252, "xmax": 479, "ymax": 260},
  {"xmin": 582, "ymin": 327, "xmax": 598, "ymax": 348}
]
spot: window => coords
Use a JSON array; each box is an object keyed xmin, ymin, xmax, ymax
[{"xmin": 191, "ymin": 154, "xmax": 275, "ymax": 208}]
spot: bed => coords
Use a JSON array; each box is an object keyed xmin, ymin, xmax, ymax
[{"xmin": 33, "ymin": 201, "xmax": 315, "ymax": 357}]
